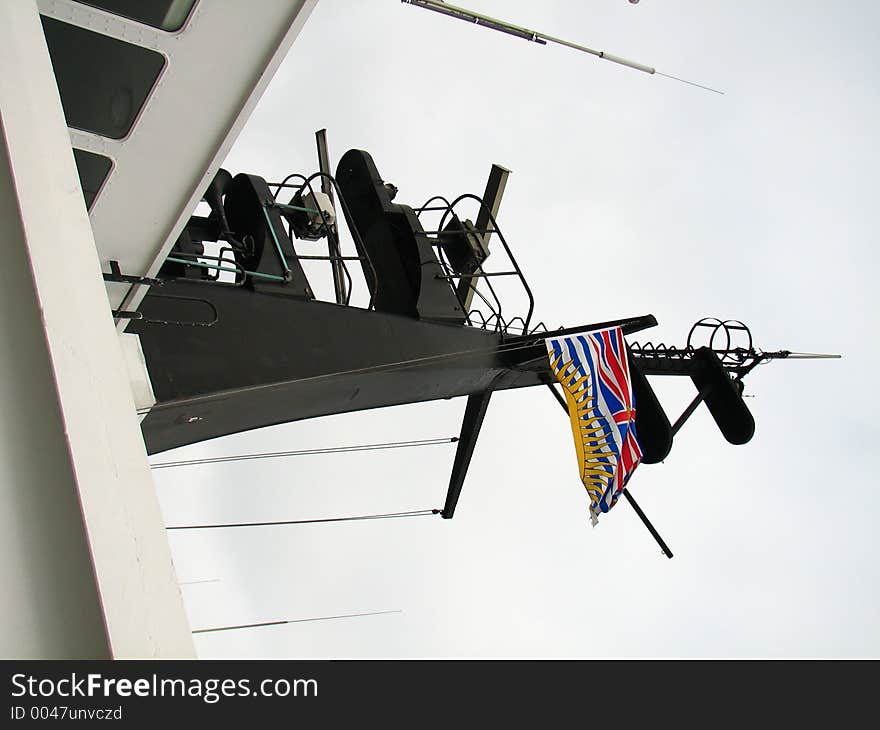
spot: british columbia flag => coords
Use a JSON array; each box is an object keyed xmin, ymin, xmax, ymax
[{"xmin": 545, "ymin": 326, "xmax": 643, "ymax": 524}]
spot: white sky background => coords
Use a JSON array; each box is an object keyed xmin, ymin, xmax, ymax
[{"xmin": 153, "ymin": 0, "xmax": 880, "ymax": 657}]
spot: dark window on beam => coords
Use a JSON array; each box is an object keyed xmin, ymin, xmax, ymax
[
  {"xmin": 72, "ymin": 149, "xmax": 113, "ymax": 210},
  {"xmin": 74, "ymin": 0, "xmax": 196, "ymax": 32},
  {"xmin": 40, "ymin": 16, "xmax": 165, "ymax": 139}
]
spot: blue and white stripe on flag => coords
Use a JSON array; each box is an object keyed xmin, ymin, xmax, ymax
[{"xmin": 546, "ymin": 326, "xmax": 643, "ymax": 524}]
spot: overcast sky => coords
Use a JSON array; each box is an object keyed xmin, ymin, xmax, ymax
[{"xmin": 153, "ymin": 0, "xmax": 880, "ymax": 658}]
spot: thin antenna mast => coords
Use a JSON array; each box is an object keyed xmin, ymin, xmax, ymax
[
  {"xmin": 315, "ymin": 129, "xmax": 346, "ymax": 304},
  {"xmin": 402, "ymin": 0, "xmax": 724, "ymax": 95}
]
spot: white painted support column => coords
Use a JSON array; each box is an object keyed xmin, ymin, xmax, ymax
[{"xmin": 0, "ymin": 1, "xmax": 194, "ymax": 658}]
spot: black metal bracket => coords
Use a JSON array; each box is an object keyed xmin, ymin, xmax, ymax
[{"xmin": 103, "ymin": 260, "xmax": 163, "ymax": 287}]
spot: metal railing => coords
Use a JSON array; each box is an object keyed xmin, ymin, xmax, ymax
[
  {"xmin": 414, "ymin": 193, "xmax": 539, "ymax": 337},
  {"xmin": 266, "ymin": 172, "xmax": 379, "ymax": 310}
]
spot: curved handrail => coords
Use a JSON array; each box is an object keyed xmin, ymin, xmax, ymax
[{"xmin": 431, "ymin": 192, "xmax": 535, "ymax": 335}]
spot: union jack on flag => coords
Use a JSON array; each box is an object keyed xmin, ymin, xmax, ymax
[{"xmin": 545, "ymin": 326, "xmax": 643, "ymax": 525}]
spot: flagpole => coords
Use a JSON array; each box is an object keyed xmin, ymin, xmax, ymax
[
  {"xmin": 546, "ymin": 383, "xmax": 673, "ymax": 558},
  {"xmin": 621, "ymin": 489, "xmax": 673, "ymax": 559}
]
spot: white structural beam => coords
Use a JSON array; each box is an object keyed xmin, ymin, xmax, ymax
[
  {"xmin": 0, "ymin": 1, "xmax": 194, "ymax": 658},
  {"xmin": 36, "ymin": 0, "xmax": 320, "ymax": 315}
]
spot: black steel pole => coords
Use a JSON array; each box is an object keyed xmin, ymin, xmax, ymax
[
  {"xmin": 621, "ymin": 489, "xmax": 673, "ymax": 559},
  {"xmin": 670, "ymin": 390, "xmax": 705, "ymax": 436},
  {"xmin": 547, "ymin": 382, "xmax": 673, "ymax": 558}
]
